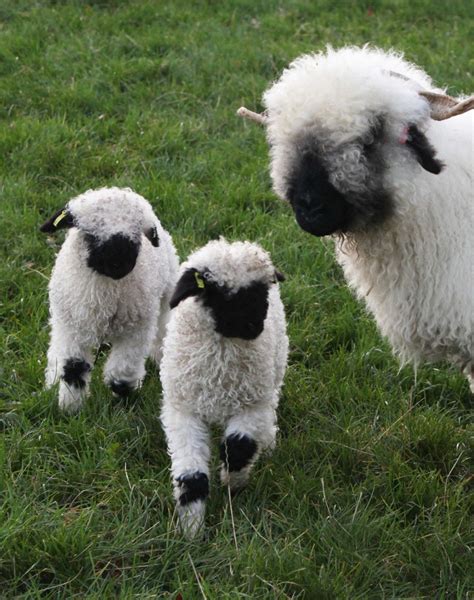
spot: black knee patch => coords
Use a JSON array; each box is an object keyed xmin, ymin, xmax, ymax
[
  {"xmin": 109, "ymin": 379, "xmax": 133, "ymax": 397},
  {"xmin": 220, "ymin": 434, "xmax": 257, "ymax": 472},
  {"xmin": 62, "ymin": 358, "xmax": 90, "ymax": 388},
  {"xmin": 176, "ymin": 472, "xmax": 209, "ymax": 506}
]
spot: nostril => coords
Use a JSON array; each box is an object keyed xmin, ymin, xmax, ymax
[{"xmin": 297, "ymin": 205, "xmax": 323, "ymax": 221}]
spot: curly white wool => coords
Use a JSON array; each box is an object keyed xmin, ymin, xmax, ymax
[
  {"xmin": 263, "ymin": 46, "xmax": 473, "ymax": 389},
  {"xmin": 45, "ymin": 187, "xmax": 179, "ymax": 411},
  {"xmin": 160, "ymin": 239, "xmax": 288, "ymax": 537}
]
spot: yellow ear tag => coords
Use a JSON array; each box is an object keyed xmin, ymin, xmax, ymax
[
  {"xmin": 53, "ymin": 210, "xmax": 68, "ymax": 228},
  {"xmin": 194, "ymin": 271, "xmax": 205, "ymax": 289}
]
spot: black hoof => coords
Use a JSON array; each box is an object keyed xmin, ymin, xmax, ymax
[{"xmin": 109, "ymin": 379, "xmax": 134, "ymax": 397}]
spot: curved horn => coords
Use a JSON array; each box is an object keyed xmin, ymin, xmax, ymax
[
  {"xmin": 387, "ymin": 71, "xmax": 474, "ymax": 120},
  {"xmin": 237, "ymin": 106, "xmax": 267, "ymax": 125},
  {"xmin": 419, "ymin": 91, "xmax": 474, "ymax": 121}
]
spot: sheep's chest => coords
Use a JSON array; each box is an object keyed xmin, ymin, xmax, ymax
[
  {"xmin": 166, "ymin": 327, "xmax": 272, "ymax": 424},
  {"xmin": 50, "ymin": 258, "xmax": 160, "ymax": 346}
]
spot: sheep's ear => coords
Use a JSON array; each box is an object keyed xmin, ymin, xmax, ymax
[
  {"xmin": 170, "ymin": 268, "xmax": 205, "ymax": 309},
  {"xmin": 145, "ymin": 226, "xmax": 160, "ymax": 247},
  {"xmin": 406, "ymin": 125, "xmax": 444, "ymax": 174},
  {"xmin": 40, "ymin": 208, "xmax": 75, "ymax": 233},
  {"xmin": 273, "ymin": 270, "xmax": 285, "ymax": 283}
]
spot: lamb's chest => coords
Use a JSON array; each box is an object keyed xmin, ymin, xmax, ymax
[{"xmin": 177, "ymin": 338, "xmax": 271, "ymax": 421}]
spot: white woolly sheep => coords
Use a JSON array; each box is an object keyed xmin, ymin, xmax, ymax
[
  {"xmin": 239, "ymin": 46, "xmax": 474, "ymax": 391},
  {"xmin": 41, "ymin": 187, "xmax": 179, "ymax": 412},
  {"xmin": 160, "ymin": 239, "xmax": 288, "ymax": 537}
]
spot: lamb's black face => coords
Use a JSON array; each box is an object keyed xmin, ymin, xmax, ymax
[
  {"xmin": 169, "ymin": 268, "xmax": 271, "ymax": 340},
  {"xmin": 286, "ymin": 149, "xmax": 355, "ymax": 236},
  {"xmin": 86, "ymin": 233, "xmax": 140, "ymax": 280},
  {"xmin": 202, "ymin": 280, "xmax": 269, "ymax": 340}
]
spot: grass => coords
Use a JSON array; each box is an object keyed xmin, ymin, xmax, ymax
[{"xmin": 0, "ymin": 0, "xmax": 473, "ymax": 597}]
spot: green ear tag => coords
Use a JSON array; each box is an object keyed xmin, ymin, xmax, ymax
[
  {"xmin": 194, "ymin": 271, "xmax": 205, "ymax": 289},
  {"xmin": 53, "ymin": 210, "xmax": 68, "ymax": 228}
]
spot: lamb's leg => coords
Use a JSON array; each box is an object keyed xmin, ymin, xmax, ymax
[
  {"xmin": 161, "ymin": 405, "xmax": 210, "ymax": 538},
  {"xmin": 103, "ymin": 327, "xmax": 153, "ymax": 397},
  {"xmin": 463, "ymin": 361, "xmax": 474, "ymax": 393},
  {"xmin": 220, "ymin": 404, "xmax": 277, "ymax": 493},
  {"xmin": 149, "ymin": 293, "xmax": 172, "ymax": 366},
  {"xmin": 45, "ymin": 323, "xmax": 93, "ymax": 413}
]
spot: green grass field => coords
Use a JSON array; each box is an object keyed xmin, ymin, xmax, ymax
[{"xmin": 0, "ymin": 0, "xmax": 473, "ymax": 597}]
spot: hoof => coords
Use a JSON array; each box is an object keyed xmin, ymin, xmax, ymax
[{"xmin": 109, "ymin": 379, "xmax": 134, "ymax": 397}]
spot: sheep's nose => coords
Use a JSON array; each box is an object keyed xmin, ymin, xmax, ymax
[{"xmin": 87, "ymin": 234, "xmax": 140, "ymax": 280}]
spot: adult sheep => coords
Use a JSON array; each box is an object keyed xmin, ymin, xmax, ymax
[{"xmin": 238, "ymin": 46, "xmax": 474, "ymax": 390}]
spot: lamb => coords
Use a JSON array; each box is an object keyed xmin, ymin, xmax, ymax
[
  {"xmin": 40, "ymin": 187, "xmax": 179, "ymax": 412},
  {"xmin": 160, "ymin": 239, "xmax": 288, "ymax": 537},
  {"xmin": 238, "ymin": 46, "xmax": 474, "ymax": 391}
]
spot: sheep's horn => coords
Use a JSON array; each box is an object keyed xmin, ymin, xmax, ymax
[
  {"xmin": 419, "ymin": 91, "xmax": 474, "ymax": 121},
  {"xmin": 387, "ymin": 71, "xmax": 474, "ymax": 120},
  {"xmin": 237, "ymin": 106, "xmax": 267, "ymax": 125}
]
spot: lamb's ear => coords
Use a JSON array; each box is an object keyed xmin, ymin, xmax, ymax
[
  {"xmin": 170, "ymin": 268, "xmax": 205, "ymax": 309},
  {"xmin": 406, "ymin": 125, "xmax": 444, "ymax": 174},
  {"xmin": 40, "ymin": 208, "xmax": 75, "ymax": 233},
  {"xmin": 145, "ymin": 226, "xmax": 160, "ymax": 247},
  {"xmin": 273, "ymin": 270, "xmax": 285, "ymax": 283}
]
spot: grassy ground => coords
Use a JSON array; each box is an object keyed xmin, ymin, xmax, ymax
[{"xmin": 0, "ymin": 0, "xmax": 473, "ymax": 597}]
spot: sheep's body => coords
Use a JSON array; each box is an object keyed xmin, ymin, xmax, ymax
[
  {"xmin": 161, "ymin": 285, "xmax": 287, "ymax": 423},
  {"xmin": 160, "ymin": 240, "xmax": 288, "ymax": 537},
  {"xmin": 336, "ymin": 116, "xmax": 473, "ymax": 375},
  {"xmin": 44, "ymin": 187, "xmax": 179, "ymax": 411},
  {"xmin": 259, "ymin": 46, "xmax": 473, "ymax": 390}
]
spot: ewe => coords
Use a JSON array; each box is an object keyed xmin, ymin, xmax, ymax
[
  {"xmin": 239, "ymin": 46, "xmax": 474, "ymax": 390},
  {"xmin": 41, "ymin": 187, "xmax": 179, "ymax": 412},
  {"xmin": 160, "ymin": 239, "xmax": 288, "ymax": 537}
]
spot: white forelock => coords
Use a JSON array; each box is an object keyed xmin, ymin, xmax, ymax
[
  {"xmin": 67, "ymin": 186, "xmax": 158, "ymax": 241},
  {"xmin": 264, "ymin": 45, "xmax": 436, "ymax": 146},
  {"xmin": 180, "ymin": 238, "xmax": 278, "ymax": 290}
]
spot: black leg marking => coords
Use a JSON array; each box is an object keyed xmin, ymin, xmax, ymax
[
  {"xmin": 109, "ymin": 379, "xmax": 133, "ymax": 397},
  {"xmin": 62, "ymin": 358, "xmax": 91, "ymax": 388},
  {"xmin": 220, "ymin": 434, "xmax": 257, "ymax": 472},
  {"xmin": 176, "ymin": 472, "xmax": 209, "ymax": 506}
]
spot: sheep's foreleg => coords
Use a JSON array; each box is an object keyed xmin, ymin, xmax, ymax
[
  {"xmin": 45, "ymin": 322, "xmax": 93, "ymax": 413},
  {"xmin": 463, "ymin": 361, "xmax": 474, "ymax": 394},
  {"xmin": 161, "ymin": 405, "xmax": 210, "ymax": 538},
  {"xmin": 103, "ymin": 327, "xmax": 152, "ymax": 397},
  {"xmin": 220, "ymin": 404, "xmax": 277, "ymax": 493},
  {"xmin": 148, "ymin": 294, "xmax": 172, "ymax": 366}
]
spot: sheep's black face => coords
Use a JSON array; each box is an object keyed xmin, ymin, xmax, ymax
[
  {"xmin": 85, "ymin": 233, "xmax": 140, "ymax": 280},
  {"xmin": 286, "ymin": 149, "xmax": 355, "ymax": 236},
  {"xmin": 169, "ymin": 268, "xmax": 271, "ymax": 340},
  {"xmin": 284, "ymin": 122, "xmax": 394, "ymax": 236},
  {"xmin": 203, "ymin": 281, "xmax": 270, "ymax": 340}
]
